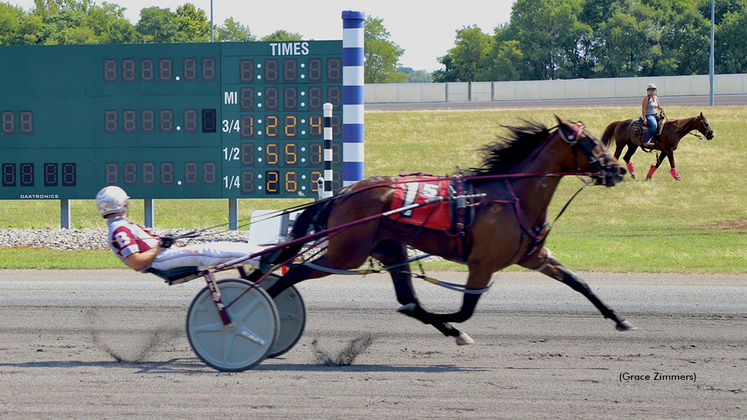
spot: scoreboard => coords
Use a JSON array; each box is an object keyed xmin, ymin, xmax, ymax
[{"xmin": 0, "ymin": 41, "xmax": 343, "ymax": 200}]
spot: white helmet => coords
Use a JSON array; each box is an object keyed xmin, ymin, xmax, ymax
[
  {"xmin": 96, "ymin": 186, "xmax": 129, "ymax": 218},
  {"xmin": 647, "ymin": 83, "xmax": 657, "ymax": 90}
]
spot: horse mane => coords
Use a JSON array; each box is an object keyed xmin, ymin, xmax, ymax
[
  {"xmin": 669, "ymin": 116, "xmax": 698, "ymax": 133},
  {"xmin": 465, "ymin": 121, "xmax": 553, "ymax": 176}
]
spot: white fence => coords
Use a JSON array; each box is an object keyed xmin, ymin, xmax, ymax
[{"xmin": 365, "ymin": 74, "xmax": 747, "ymax": 103}]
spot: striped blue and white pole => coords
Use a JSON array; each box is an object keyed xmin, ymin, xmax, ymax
[
  {"xmin": 323, "ymin": 103, "xmax": 334, "ymax": 198},
  {"xmin": 341, "ymin": 10, "xmax": 365, "ymax": 186}
]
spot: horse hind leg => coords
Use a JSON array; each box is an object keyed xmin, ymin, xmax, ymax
[
  {"xmin": 646, "ymin": 153, "xmax": 667, "ymax": 181},
  {"xmin": 371, "ymin": 241, "xmax": 475, "ymax": 345},
  {"xmin": 622, "ymin": 144, "xmax": 639, "ymax": 179},
  {"xmin": 397, "ymin": 265, "xmax": 492, "ymax": 345}
]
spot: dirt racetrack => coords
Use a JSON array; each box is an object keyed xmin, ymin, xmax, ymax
[{"xmin": 0, "ymin": 269, "xmax": 744, "ymax": 419}]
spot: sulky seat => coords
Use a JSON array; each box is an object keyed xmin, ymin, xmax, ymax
[{"xmin": 146, "ymin": 266, "xmax": 203, "ymax": 284}]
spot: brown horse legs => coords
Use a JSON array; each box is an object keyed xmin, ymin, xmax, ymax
[
  {"xmin": 539, "ymin": 257, "xmax": 636, "ymax": 331},
  {"xmin": 372, "ymin": 240, "xmax": 478, "ymax": 344},
  {"xmin": 646, "ymin": 152, "xmax": 681, "ymax": 180},
  {"xmin": 396, "ymin": 294, "xmax": 481, "ymax": 344}
]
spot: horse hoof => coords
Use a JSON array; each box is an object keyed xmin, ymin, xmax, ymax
[
  {"xmin": 615, "ymin": 320, "xmax": 637, "ymax": 331},
  {"xmin": 397, "ymin": 303, "xmax": 417, "ymax": 315},
  {"xmin": 455, "ymin": 332, "xmax": 474, "ymax": 345}
]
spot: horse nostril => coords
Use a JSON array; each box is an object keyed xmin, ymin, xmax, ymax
[{"xmin": 619, "ymin": 167, "xmax": 627, "ymax": 176}]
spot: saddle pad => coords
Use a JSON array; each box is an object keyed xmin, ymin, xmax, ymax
[{"xmin": 388, "ymin": 177, "xmax": 451, "ymax": 231}]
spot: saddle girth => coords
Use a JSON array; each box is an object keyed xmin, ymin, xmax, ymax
[{"xmin": 447, "ymin": 175, "xmax": 476, "ymax": 263}]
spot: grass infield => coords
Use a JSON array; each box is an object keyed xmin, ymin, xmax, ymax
[{"xmin": 1, "ymin": 105, "xmax": 745, "ymax": 272}]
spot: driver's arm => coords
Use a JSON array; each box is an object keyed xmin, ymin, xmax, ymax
[{"xmin": 125, "ymin": 245, "xmax": 164, "ymax": 272}]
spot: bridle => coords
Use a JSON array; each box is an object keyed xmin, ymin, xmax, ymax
[
  {"xmin": 557, "ymin": 121, "xmax": 623, "ymax": 186},
  {"xmin": 683, "ymin": 115, "xmax": 714, "ymax": 141},
  {"xmin": 698, "ymin": 116, "xmax": 714, "ymax": 140}
]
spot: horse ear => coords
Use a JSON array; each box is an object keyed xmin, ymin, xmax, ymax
[
  {"xmin": 700, "ymin": 112, "xmax": 704, "ymax": 118},
  {"xmin": 554, "ymin": 115, "xmax": 566, "ymax": 126}
]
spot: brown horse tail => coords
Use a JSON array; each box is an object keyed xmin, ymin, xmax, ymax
[
  {"xmin": 290, "ymin": 199, "xmax": 335, "ymax": 239},
  {"xmin": 601, "ymin": 121, "xmax": 619, "ymax": 148}
]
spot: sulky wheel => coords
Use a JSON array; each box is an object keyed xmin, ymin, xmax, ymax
[
  {"xmin": 259, "ymin": 274, "xmax": 306, "ymax": 358},
  {"xmin": 186, "ymin": 279, "xmax": 279, "ymax": 372}
]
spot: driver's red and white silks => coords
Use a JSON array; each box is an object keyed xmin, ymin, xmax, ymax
[
  {"xmin": 151, "ymin": 242, "xmax": 265, "ymax": 271},
  {"xmin": 107, "ymin": 215, "xmax": 263, "ymax": 272},
  {"xmin": 107, "ymin": 216, "xmax": 159, "ymax": 267}
]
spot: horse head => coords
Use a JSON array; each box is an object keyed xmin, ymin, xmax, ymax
[
  {"xmin": 555, "ymin": 116, "xmax": 626, "ymax": 186},
  {"xmin": 698, "ymin": 112, "xmax": 714, "ymax": 140}
]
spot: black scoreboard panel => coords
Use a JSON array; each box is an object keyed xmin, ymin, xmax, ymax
[{"xmin": 0, "ymin": 41, "xmax": 342, "ymax": 199}]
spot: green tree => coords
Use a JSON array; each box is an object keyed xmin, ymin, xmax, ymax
[
  {"xmin": 0, "ymin": 2, "xmax": 23, "ymax": 45},
  {"xmin": 136, "ymin": 6, "xmax": 179, "ymax": 43},
  {"xmin": 364, "ymin": 16, "xmax": 407, "ymax": 83},
  {"xmin": 717, "ymin": 3, "xmax": 747, "ymax": 73},
  {"xmin": 84, "ymin": 2, "xmax": 137, "ymax": 44},
  {"xmin": 216, "ymin": 17, "xmax": 255, "ymax": 42},
  {"xmin": 505, "ymin": 0, "xmax": 592, "ymax": 80},
  {"xmin": 482, "ymin": 39, "xmax": 524, "ymax": 81},
  {"xmin": 260, "ymin": 30, "xmax": 303, "ymax": 41},
  {"xmin": 580, "ymin": 0, "xmax": 627, "ymax": 28},
  {"xmin": 399, "ymin": 67, "xmax": 432, "ymax": 83},
  {"xmin": 594, "ymin": 3, "xmax": 664, "ymax": 78},
  {"xmin": 40, "ymin": 5, "xmax": 92, "ymax": 44},
  {"xmin": 13, "ymin": 10, "xmax": 45, "ymax": 44},
  {"xmin": 658, "ymin": 0, "xmax": 710, "ymax": 75},
  {"xmin": 174, "ymin": 3, "xmax": 210, "ymax": 42},
  {"xmin": 433, "ymin": 25, "xmax": 493, "ymax": 82}
]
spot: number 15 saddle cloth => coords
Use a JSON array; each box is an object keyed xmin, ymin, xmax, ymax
[{"xmin": 387, "ymin": 177, "xmax": 454, "ymax": 231}]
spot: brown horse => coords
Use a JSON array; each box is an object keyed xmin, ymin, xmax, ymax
[
  {"xmin": 264, "ymin": 117, "xmax": 633, "ymax": 345},
  {"xmin": 601, "ymin": 113, "xmax": 714, "ymax": 181}
]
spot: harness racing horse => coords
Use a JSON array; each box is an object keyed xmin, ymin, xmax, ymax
[
  {"xmin": 264, "ymin": 117, "xmax": 633, "ymax": 345},
  {"xmin": 601, "ymin": 113, "xmax": 714, "ymax": 181}
]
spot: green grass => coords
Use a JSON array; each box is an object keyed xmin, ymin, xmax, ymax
[
  {"xmin": 2, "ymin": 105, "xmax": 746, "ymax": 272},
  {"xmin": 0, "ymin": 248, "xmax": 122, "ymax": 269}
]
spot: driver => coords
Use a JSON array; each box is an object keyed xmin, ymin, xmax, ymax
[
  {"xmin": 96, "ymin": 186, "xmax": 265, "ymax": 273},
  {"xmin": 641, "ymin": 83, "xmax": 666, "ymax": 148}
]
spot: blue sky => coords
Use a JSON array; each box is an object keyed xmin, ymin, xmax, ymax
[{"xmin": 9, "ymin": 0, "xmax": 514, "ymax": 72}]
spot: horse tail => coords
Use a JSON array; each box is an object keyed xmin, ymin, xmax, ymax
[
  {"xmin": 290, "ymin": 199, "xmax": 336, "ymax": 239},
  {"xmin": 601, "ymin": 121, "xmax": 620, "ymax": 148},
  {"xmin": 264, "ymin": 199, "xmax": 336, "ymax": 266}
]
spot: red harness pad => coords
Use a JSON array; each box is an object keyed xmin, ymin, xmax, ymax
[{"xmin": 388, "ymin": 177, "xmax": 451, "ymax": 231}]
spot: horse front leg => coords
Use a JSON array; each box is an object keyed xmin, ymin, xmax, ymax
[
  {"xmin": 371, "ymin": 241, "xmax": 475, "ymax": 345},
  {"xmin": 530, "ymin": 249, "xmax": 635, "ymax": 331},
  {"xmin": 664, "ymin": 150, "xmax": 681, "ymax": 180}
]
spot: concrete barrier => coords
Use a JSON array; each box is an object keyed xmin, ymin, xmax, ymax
[{"xmin": 365, "ymin": 74, "xmax": 747, "ymax": 103}]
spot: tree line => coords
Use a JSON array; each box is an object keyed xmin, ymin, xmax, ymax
[
  {"xmin": 434, "ymin": 0, "xmax": 747, "ymax": 82},
  {"xmin": 4, "ymin": 0, "xmax": 743, "ymax": 84},
  {"xmin": 0, "ymin": 0, "xmax": 287, "ymax": 45}
]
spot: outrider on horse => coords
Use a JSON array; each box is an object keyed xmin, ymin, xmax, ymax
[
  {"xmin": 262, "ymin": 116, "xmax": 634, "ymax": 346},
  {"xmin": 601, "ymin": 113, "xmax": 714, "ymax": 181}
]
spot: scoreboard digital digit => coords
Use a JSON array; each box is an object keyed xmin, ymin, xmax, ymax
[{"xmin": 0, "ymin": 41, "xmax": 343, "ymax": 200}]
